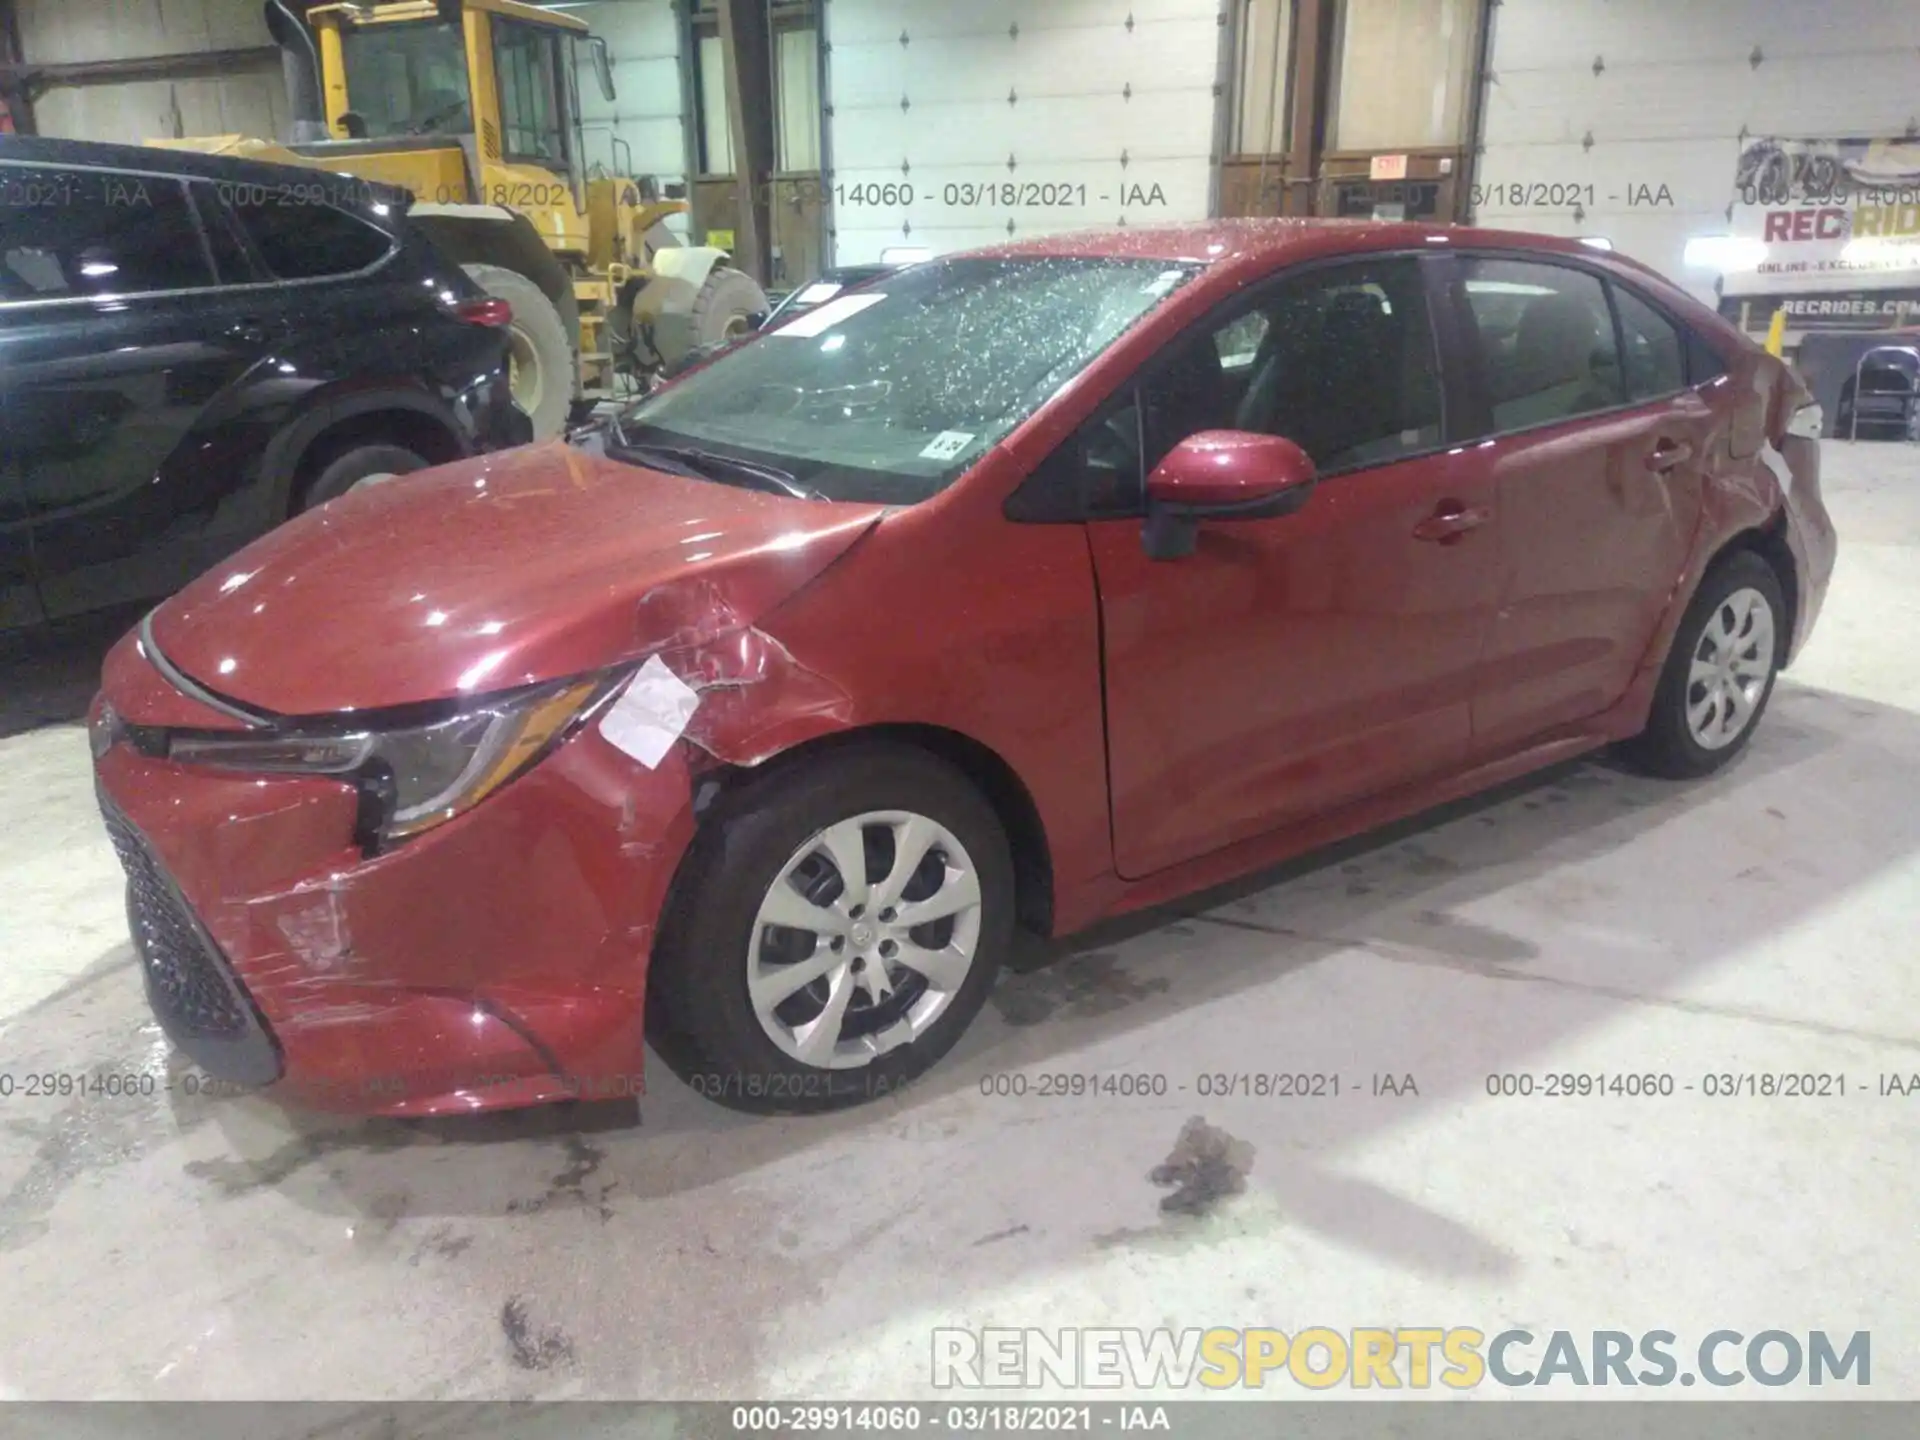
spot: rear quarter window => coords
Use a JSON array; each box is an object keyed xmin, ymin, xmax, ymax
[
  {"xmin": 1687, "ymin": 330, "xmax": 1730, "ymax": 385},
  {"xmin": 227, "ymin": 194, "xmax": 394, "ymax": 280}
]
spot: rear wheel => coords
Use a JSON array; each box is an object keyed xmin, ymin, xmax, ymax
[
  {"xmin": 648, "ymin": 744, "xmax": 1013, "ymax": 1114},
  {"xmin": 461, "ymin": 263, "xmax": 573, "ymax": 442},
  {"xmin": 1619, "ymin": 551, "xmax": 1786, "ymax": 778},
  {"xmin": 297, "ymin": 442, "xmax": 427, "ymax": 512}
]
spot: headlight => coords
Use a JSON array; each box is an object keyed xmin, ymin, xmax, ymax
[{"xmin": 167, "ymin": 674, "xmax": 612, "ymax": 844}]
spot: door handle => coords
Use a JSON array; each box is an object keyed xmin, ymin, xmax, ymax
[
  {"xmin": 1412, "ymin": 502, "xmax": 1491, "ymax": 544},
  {"xmin": 1646, "ymin": 438, "xmax": 1695, "ymax": 473}
]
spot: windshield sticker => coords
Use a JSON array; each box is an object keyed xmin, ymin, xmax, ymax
[
  {"xmin": 770, "ymin": 292, "xmax": 888, "ymax": 337},
  {"xmin": 794, "ymin": 281, "xmax": 843, "ymax": 305},
  {"xmin": 1142, "ymin": 269, "xmax": 1186, "ymax": 296},
  {"xmin": 920, "ymin": 431, "xmax": 976, "ymax": 461},
  {"xmin": 599, "ymin": 656, "xmax": 701, "ymax": 769}
]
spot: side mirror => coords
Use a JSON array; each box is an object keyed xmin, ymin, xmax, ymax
[
  {"xmin": 1142, "ymin": 430, "xmax": 1317, "ymax": 560},
  {"xmin": 589, "ymin": 37, "xmax": 617, "ymax": 103}
]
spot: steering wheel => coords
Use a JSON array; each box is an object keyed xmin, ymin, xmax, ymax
[{"xmin": 408, "ymin": 99, "xmax": 470, "ymax": 136}]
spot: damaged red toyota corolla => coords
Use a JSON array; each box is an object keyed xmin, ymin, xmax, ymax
[{"xmin": 91, "ymin": 220, "xmax": 1836, "ymax": 1116}]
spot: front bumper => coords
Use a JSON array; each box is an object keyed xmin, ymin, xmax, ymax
[
  {"xmin": 91, "ymin": 633, "xmax": 699, "ymax": 1115},
  {"xmin": 1779, "ymin": 434, "xmax": 1837, "ymax": 666}
]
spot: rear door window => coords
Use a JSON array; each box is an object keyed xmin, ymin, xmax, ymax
[
  {"xmin": 1459, "ymin": 257, "xmax": 1624, "ymax": 432},
  {"xmin": 0, "ymin": 167, "xmax": 215, "ymax": 300}
]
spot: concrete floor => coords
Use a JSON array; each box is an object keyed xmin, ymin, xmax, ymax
[{"xmin": 2, "ymin": 443, "xmax": 1918, "ymax": 1403}]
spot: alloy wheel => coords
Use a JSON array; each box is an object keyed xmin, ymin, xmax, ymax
[
  {"xmin": 748, "ymin": 810, "xmax": 984, "ymax": 1070},
  {"xmin": 1685, "ymin": 586, "xmax": 1776, "ymax": 750}
]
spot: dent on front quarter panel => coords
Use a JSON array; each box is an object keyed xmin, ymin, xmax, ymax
[{"xmin": 616, "ymin": 572, "xmax": 859, "ymax": 770}]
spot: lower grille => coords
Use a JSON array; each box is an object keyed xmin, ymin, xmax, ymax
[{"xmin": 98, "ymin": 792, "xmax": 283, "ymax": 1085}]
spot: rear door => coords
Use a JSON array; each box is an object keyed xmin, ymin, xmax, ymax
[
  {"xmin": 1445, "ymin": 254, "xmax": 1713, "ymax": 755},
  {"xmin": 2, "ymin": 161, "xmax": 277, "ymax": 619},
  {"xmin": 1083, "ymin": 255, "xmax": 1502, "ymax": 878}
]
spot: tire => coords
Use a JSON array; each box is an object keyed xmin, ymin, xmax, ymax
[
  {"xmin": 298, "ymin": 442, "xmax": 428, "ymax": 512},
  {"xmin": 686, "ymin": 266, "xmax": 770, "ymax": 351},
  {"xmin": 647, "ymin": 743, "xmax": 1014, "ymax": 1115},
  {"xmin": 1618, "ymin": 551, "xmax": 1787, "ymax": 779},
  {"xmin": 461, "ymin": 263, "xmax": 573, "ymax": 442}
]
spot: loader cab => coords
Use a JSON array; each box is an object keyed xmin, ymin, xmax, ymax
[{"xmin": 305, "ymin": 0, "xmax": 604, "ymax": 253}]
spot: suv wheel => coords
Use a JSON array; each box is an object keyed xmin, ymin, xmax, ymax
[{"xmin": 298, "ymin": 443, "xmax": 428, "ymax": 512}]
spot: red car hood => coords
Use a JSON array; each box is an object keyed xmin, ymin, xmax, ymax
[{"xmin": 149, "ymin": 442, "xmax": 886, "ymax": 715}]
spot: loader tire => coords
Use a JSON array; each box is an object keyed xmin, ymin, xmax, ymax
[
  {"xmin": 687, "ymin": 267, "xmax": 770, "ymax": 351},
  {"xmin": 462, "ymin": 263, "xmax": 573, "ymax": 442}
]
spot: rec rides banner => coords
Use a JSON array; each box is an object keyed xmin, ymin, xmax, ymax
[{"xmin": 1724, "ymin": 136, "xmax": 1920, "ymax": 298}]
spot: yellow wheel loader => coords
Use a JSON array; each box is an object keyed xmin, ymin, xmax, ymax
[{"xmin": 148, "ymin": 0, "xmax": 768, "ymax": 440}]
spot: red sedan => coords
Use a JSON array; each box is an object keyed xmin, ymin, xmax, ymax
[{"xmin": 90, "ymin": 220, "xmax": 1836, "ymax": 1116}]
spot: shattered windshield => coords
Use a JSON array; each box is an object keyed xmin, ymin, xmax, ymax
[{"xmin": 609, "ymin": 255, "xmax": 1202, "ymax": 505}]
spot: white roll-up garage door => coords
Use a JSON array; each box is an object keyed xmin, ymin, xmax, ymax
[
  {"xmin": 1475, "ymin": 0, "xmax": 1920, "ymax": 305},
  {"xmin": 822, "ymin": 0, "xmax": 1229, "ymax": 265}
]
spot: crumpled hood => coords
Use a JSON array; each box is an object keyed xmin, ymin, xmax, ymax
[{"xmin": 149, "ymin": 442, "xmax": 885, "ymax": 716}]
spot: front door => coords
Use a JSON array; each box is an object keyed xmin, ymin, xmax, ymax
[{"xmin": 1086, "ymin": 255, "xmax": 1501, "ymax": 879}]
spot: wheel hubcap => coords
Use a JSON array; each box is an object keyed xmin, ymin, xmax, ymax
[
  {"xmin": 507, "ymin": 325, "xmax": 543, "ymax": 414},
  {"xmin": 748, "ymin": 810, "xmax": 983, "ymax": 1070},
  {"xmin": 1685, "ymin": 586, "xmax": 1776, "ymax": 750}
]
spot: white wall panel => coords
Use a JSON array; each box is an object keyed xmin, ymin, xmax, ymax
[
  {"xmin": 18, "ymin": 0, "xmax": 269, "ymax": 65},
  {"xmin": 18, "ymin": 0, "xmax": 280, "ymax": 143},
  {"xmin": 1476, "ymin": 0, "xmax": 1920, "ymax": 306},
  {"xmin": 569, "ymin": 0, "xmax": 689, "ymax": 189},
  {"xmin": 32, "ymin": 70, "xmax": 287, "ymax": 145},
  {"xmin": 824, "ymin": 0, "xmax": 1227, "ymax": 264}
]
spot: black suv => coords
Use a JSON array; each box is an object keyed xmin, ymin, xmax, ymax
[{"xmin": 0, "ymin": 137, "xmax": 531, "ymax": 635}]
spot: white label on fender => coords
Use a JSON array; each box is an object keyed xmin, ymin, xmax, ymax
[
  {"xmin": 920, "ymin": 430, "xmax": 975, "ymax": 460},
  {"xmin": 770, "ymin": 292, "xmax": 887, "ymax": 337},
  {"xmin": 1758, "ymin": 439, "xmax": 1794, "ymax": 497},
  {"xmin": 599, "ymin": 656, "xmax": 701, "ymax": 769}
]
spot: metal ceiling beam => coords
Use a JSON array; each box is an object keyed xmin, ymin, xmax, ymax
[{"xmin": 0, "ymin": 45, "xmax": 282, "ymax": 99}]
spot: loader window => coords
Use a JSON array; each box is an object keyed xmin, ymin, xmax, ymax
[
  {"xmin": 495, "ymin": 19, "xmax": 568, "ymax": 168},
  {"xmin": 338, "ymin": 21, "xmax": 471, "ymax": 139}
]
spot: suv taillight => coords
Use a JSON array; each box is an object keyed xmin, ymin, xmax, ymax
[{"xmin": 453, "ymin": 297, "xmax": 514, "ymax": 328}]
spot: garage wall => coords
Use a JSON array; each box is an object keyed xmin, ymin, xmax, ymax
[
  {"xmin": 17, "ymin": 0, "xmax": 285, "ymax": 143},
  {"xmin": 823, "ymin": 0, "xmax": 1229, "ymax": 265},
  {"xmin": 1474, "ymin": 0, "xmax": 1920, "ymax": 305},
  {"xmin": 566, "ymin": 0, "xmax": 689, "ymax": 189}
]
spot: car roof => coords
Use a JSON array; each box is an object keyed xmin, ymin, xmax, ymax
[
  {"xmin": 0, "ymin": 134, "xmax": 410, "ymax": 208},
  {"xmin": 963, "ymin": 216, "xmax": 1627, "ymax": 267},
  {"xmin": 951, "ymin": 215, "xmax": 1738, "ymax": 347}
]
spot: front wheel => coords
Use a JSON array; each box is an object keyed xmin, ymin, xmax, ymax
[
  {"xmin": 647, "ymin": 744, "xmax": 1013, "ymax": 1114},
  {"xmin": 1619, "ymin": 551, "xmax": 1786, "ymax": 778}
]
